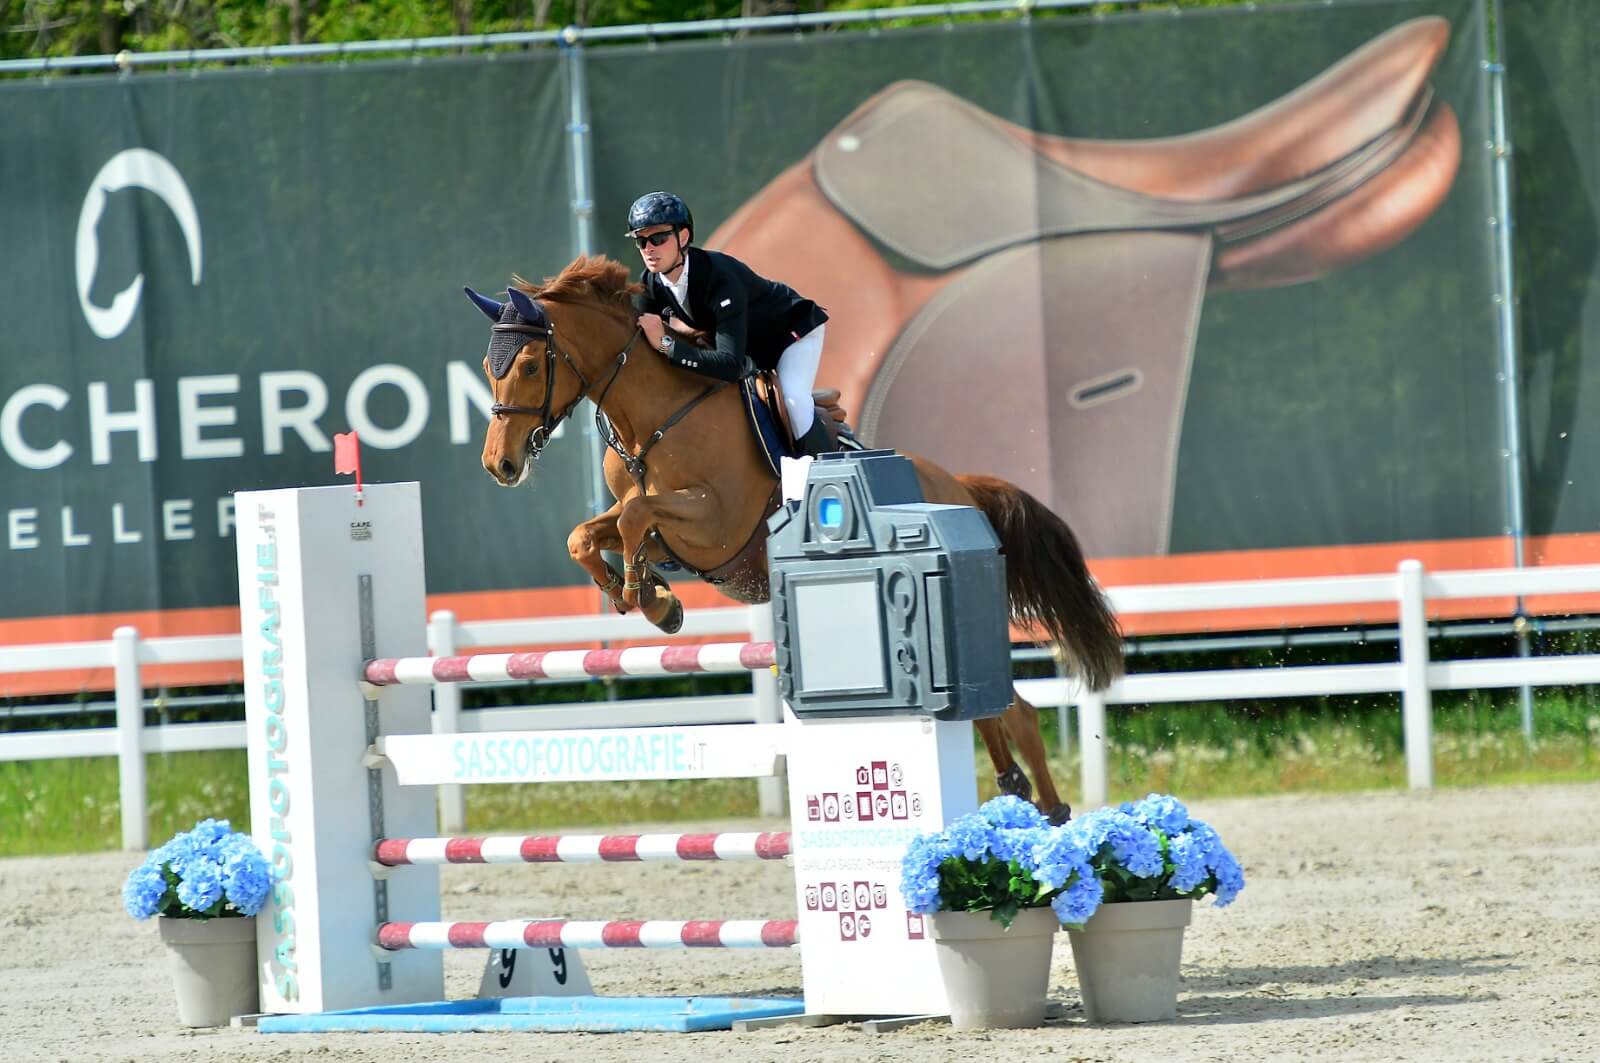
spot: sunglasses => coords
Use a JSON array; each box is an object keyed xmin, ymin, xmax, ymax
[{"xmin": 633, "ymin": 230, "xmax": 678, "ymax": 249}]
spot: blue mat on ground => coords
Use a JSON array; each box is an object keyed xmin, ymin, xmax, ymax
[{"xmin": 257, "ymin": 995, "xmax": 807, "ymax": 1034}]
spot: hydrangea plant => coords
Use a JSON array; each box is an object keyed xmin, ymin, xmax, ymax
[
  {"xmin": 1068, "ymin": 794, "xmax": 1245, "ymax": 906},
  {"xmin": 122, "ymin": 818, "xmax": 273, "ymax": 920},
  {"xmin": 900, "ymin": 796, "xmax": 1103, "ymax": 928}
]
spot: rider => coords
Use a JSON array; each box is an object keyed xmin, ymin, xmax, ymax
[{"xmin": 627, "ymin": 190, "xmax": 835, "ymax": 458}]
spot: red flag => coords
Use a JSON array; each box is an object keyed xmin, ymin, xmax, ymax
[{"xmin": 333, "ymin": 431, "xmax": 363, "ymax": 503}]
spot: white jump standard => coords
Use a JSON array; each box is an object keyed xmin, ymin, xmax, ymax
[{"xmin": 237, "ymin": 451, "xmax": 1016, "ymax": 1027}]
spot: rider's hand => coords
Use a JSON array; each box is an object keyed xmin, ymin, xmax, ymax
[{"xmin": 638, "ymin": 312, "xmax": 665, "ymax": 349}]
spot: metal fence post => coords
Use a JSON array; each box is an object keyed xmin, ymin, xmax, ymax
[
  {"xmin": 1077, "ymin": 688, "xmax": 1108, "ymax": 810},
  {"xmin": 560, "ymin": 29, "xmax": 614, "ymax": 543},
  {"xmin": 748, "ymin": 603, "xmax": 787, "ymax": 817},
  {"xmin": 1484, "ymin": 19, "xmax": 1535, "ymax": 740},
  {"xmin": 113, "ymin": 626, "xmax": 147, "ymax": 850},
  {"xmin": 428, "ymin": 610, "xmax": 467, "ymax": 833},
  {"xmin": 1397, "ymin": 560, "xmax": 1435, "ymax": 790}
]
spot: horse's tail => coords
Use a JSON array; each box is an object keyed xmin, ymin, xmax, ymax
[{"xmin": 957, "ymin": 474, "xmax": 1124, "ymax": 691}]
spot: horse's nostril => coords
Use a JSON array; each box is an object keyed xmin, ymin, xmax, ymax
[{"xmin": 498, "ymin": 459, "xmax": 517, "ymax": 481}]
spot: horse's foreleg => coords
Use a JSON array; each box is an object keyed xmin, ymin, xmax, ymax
[
  {"xmin": 567, "ymin": 504, "xmax": 631, "ymax": 614},
  {"xmin": 1002, "ymin": 695, "xmax": 1071, "ymax": 824},
  {"xmin": 616, "ymin": 489, "xmax": 715, "ymax": 636}
]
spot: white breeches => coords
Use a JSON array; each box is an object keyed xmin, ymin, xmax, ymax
[{"xmin": 776, "ymin": 324, "xmax": 825, "ymax": 435}]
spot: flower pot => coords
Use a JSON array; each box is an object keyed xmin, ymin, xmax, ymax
[
  {"xmin": 1065, "ymin": 898, "xmax": 1191, "ymax": 1023},
  {"xmin": 157, "ymin": 915, "xmax": 260, "ymax": 1027},
  {"xmin": 928, "ymin": 906, "xmax": 1060, "ymax": 1030}
]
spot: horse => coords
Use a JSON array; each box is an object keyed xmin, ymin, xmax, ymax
[{"xmin": 468, "ymin": 256, "xmax": 1123, "ymax": 823}]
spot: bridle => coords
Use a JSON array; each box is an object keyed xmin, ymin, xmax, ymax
[
  {"xmin": 488, "ymin": 315, "xmax": 639, "ymax": 467},
  {"xmin": 488, "ymin": 305, "xmax": 726, "ymax": 488}
]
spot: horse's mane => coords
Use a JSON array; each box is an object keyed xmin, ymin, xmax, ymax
[{"xmin": 512, "ymin": 256, "xmax": 640, "ymax": 311}]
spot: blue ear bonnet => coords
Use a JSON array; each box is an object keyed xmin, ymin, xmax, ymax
[{"xmin": 465, "ymin": 286, "xmax": 547, "ymax": 380}]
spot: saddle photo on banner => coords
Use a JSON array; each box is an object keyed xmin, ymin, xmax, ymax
[{"xmin": 710, "ymin": 16, "xmax": 1462, "ymax": 561}]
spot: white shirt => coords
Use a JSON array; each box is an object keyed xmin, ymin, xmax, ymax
[{"xmin": 660, "ymin": 253, "xmax": 691, "ymax": 320}]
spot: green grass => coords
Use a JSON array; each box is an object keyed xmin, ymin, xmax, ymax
[{"xmin": 3, "ymin": 690, "xmax": 1596, "ymax": 856}]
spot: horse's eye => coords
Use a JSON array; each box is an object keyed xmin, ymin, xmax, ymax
[{"xmin": 522, "ymin": 360, "xmax": 539, "ymax": 376}]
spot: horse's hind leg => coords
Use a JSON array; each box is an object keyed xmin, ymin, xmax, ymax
[
  {"xmin": 976, "ymin": 717, "xmax": 1030, "ymax": 803},
  {"xmin": 1002, "ymin": 695, "xmax": 1071, "ymax": 823}
]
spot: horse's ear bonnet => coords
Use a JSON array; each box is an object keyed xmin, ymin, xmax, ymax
[{"xmin": 466, "ymin": 285, "xmax": 547, "ymax": 380}]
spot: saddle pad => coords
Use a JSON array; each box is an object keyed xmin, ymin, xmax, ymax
[
  {"xmin": 741, "ymin": 376, "xmax": 789, "ymax": 479},
  {"xmin": 812, "ymin": 81, "xmax": 1418, "ymax": 271}
]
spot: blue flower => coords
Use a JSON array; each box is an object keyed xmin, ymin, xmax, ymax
[
  {"xmin": 1209, "ymin": 845, "xmax": 1246, "ymax": 907},
  {"xmin": 899, "ymin": 833, "xmax": 955, "ymax": 914},
  {"xmin": 189, "ymin": 818, "xmax": 232, "ymax": 851},
  {"xmin": 126, "ymin": 820, "xmax": 276, "ymax": 920},
  {"xmin": 220, "ymin": 840, "xmax": 273, "ymax": 916},
  {"xmin": 1168, "ymin": 832, "xmax": 1211, "ymax": 894},
  {"xmin": 1051, "ymin": 873, "xmax": 1103, "ymax": 925},
  {"xmin": 122, "ymin": 864, "xmax": 168, "ymax": 919},
  {"xmin": 153, "ymin": 832, "xmax": 198, "ymax": 870},
  {"xmin": 945, "ymin": 814, "xmax": 995, "ymax": 862},
  {"xmin": 977, "ymin": 795, "xmax": 1047, "ymax": 831},
  {"xmin": 1032, "ymin": 828, "xmax": 1096, "ymax": 893},
  {"xmin": 1130, "ymin": 793, "xmax": 1190, "ymax": 835},
  {"xmin": 988, "ymin": 826, "xmax": 1050, "ymax": 871},
  {"xmin": 175, "ymin": 858, "xmax": 224, "ymax": 912},
  {"xmin": 1074, "ymin": 809, "xmax": 1165, "ymax": 879}
]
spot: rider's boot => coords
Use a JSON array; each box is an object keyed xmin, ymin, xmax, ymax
[{"xmin": 796, "ymin": 417, "xmax": 835, "ymax": 458}]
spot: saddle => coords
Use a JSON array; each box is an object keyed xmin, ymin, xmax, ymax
[
  {"xmin": 742, "ymin": 373, "xmax": 855, "ymax": 478},
  {"xmin": 709, "ymin": 17, "xmax": 1461, "ymax": 558}
]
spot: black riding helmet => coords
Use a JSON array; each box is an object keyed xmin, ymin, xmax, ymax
[{"xmin": 626, "ymin": 191, "xmax": 694, "ymax": 242}]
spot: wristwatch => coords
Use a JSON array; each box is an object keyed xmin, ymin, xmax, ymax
[{"xmin": 658, "ymin": 335, "xmax": 675, "ymax": 354}]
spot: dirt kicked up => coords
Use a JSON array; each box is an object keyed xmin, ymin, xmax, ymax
[{"xmin": 1, "ymin": 782, "xmax": 1595, "ymax": 1063}]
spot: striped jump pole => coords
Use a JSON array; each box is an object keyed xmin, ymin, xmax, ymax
[
  {"xmin": 363, "ymin": 641, "xmax": 776, "ymax": 687},
  {"xmin": 377, "ymin": 919, "xmax": 800, "ymax": 951},
  {"xmin": 374, "ymin": 831, "xmax": 791, "ymax": 866}
]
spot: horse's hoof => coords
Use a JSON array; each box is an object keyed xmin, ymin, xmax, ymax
[
  {"xmin": 654, "ymin": 596, "xmax": 684, "ymax": 636},
  {"xmin": 996, "ymin": 765, "xmax": 1031, "ymax": 801},
  {"xmin": 1046, "ymin": 803, "xmax": 1072, "ymax": 826}
]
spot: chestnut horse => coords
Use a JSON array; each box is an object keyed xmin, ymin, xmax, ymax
[{"xmin": 471, "ymin": 256, "xmax": 1122, "ymax": 822}]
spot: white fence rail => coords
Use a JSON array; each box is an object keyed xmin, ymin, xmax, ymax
[
  {"xmin": 5, "ymin": 562, "xmax": 1600, "ymax": 850},
  {"xmin": 1020, "ymin": 560, "xmax": 1600, "ymax": 807}
]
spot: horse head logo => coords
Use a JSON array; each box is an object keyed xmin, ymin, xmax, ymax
[{"xmin": 75, "ymin": 148, "xmax": 202, "ymax": 340}]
